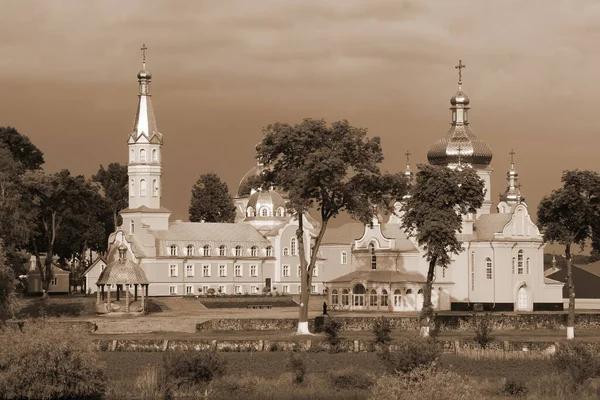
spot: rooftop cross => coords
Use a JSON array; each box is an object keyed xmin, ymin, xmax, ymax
[
  {"xmin": 509, "ymin": 148, "xmax": 516, "ymax": 165},
  {"xmin": 455, "ymin": 60, "xmax": 466, "ymax": 85},
  {"xmin": 141, "ymin": 44, "xmax": 148, "ymax": 64},
  {"xmin": 405, "ymin": 150, "xmax": 411, "ymax": 166}
]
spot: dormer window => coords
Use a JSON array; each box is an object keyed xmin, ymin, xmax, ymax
[
  {"xmin": 260, "ymin": 207, "xmax": 269, "ymax": 217},
  {"xmin": 186, "ymin": 245, "xmax": 194, "ymax": 256},
  {"xmin": 219, "ymin": 245, "xmax": 227, "ymax": 256},
  {"xmin": 266, "ymin": 246, "xmax": 273, "ymax": 257},
  {"xmin": 250, "ymin": 246, "xmax": 258, "ymax": 257},
  {"xmin": 203, "ymin": 245, "xmax": 211, "ymax": 257},
  {"xmin": 235, "ymin": 245, "xmax": 243, "ymax": 257},
  {"xmin": 276, "ymin": 207, "xmax": 285, "ymax": 217},
  {"xmin": 169, "ymin": 245, "xmax": 178, "ymax": 256},
  {"xmin": 247, "ymin": 207, "xmax": 255, "ymax": 217}
]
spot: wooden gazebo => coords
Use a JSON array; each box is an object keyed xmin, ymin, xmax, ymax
[{"xmin": 96, "ymin": 244, "xmax": 150, "ymax": 313}]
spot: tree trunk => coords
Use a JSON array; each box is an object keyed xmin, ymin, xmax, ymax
[
  {"xmin": 420, "ymin": 257, "xmax": 437, "ymax": 337},
  {"xmin": 566, "ymin": 243, "xmax": 575, "ymax": 340},
  {"xmin": 296, "ymin": 214, "xmax": 310, "ymax": 335}
]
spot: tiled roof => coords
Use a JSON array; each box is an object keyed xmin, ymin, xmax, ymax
[
  {"xmin": 473, "ymin": 213, "xmax": 512, "ymax": 240},
  {"xmin": 152, "ymin": 221, "xmax": 270, "ymax": 246},
  {"xmin": 27, "ymin": 264, "xmax": 70, "ymax": 275},
  {"xmin": 321, "ymin": 223, "xmax": 365, "ymax": 245},
  {"xmin": 381, "ymin": 224, "xmax": 418, "ymax": 252},
  {"xmin": 96, "ymin": 259, "xmax": 149, "ymax": 285},
  {"xmin": 427, "ymin": 124, "xmax": 493, "ymax": 167},
  {"xmin": 327, "ymin": 269, "xmax": 426, "ymax": 284}
]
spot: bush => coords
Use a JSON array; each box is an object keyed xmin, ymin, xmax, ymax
[
  {"xmin": 502, "ymin": 378, "xmax": 528, "ymax": 397},
  {"xmin": 323, "ymin": 318, "xmax": 342, "ymax": 346},
  {"xmin": 378, "ymin": 338, "xmax": 441, "ymax": 374},
  {"xmin": 0, "ymin": 320, "xmax": 107, "ymax": 399},
  {"xmin": 552, "ymin": 342, "xmax": 599, "ymax": 386},
  {"xmin": 329, "ymin": 369, "xmax": 375, "ymax": 390},
  {"xmin": 163, "ymin": 351, "xmax": 227, "ymax": 388},
  {"xmin": 288, "ymin": 353, "xmax": 306, "ymax": 384},
  {"xmin": 135, "ymin": 365, "xmax": 168, "ymax": 399},
  {"xmin": 370, "ymin": 363, "xmax": 484, "ymax": 400},
  {"xmin": 472, "ymin": 312, "xmax": 494, "ymax": 348},
  {"xmin": 373, "ymin": 317, "xmax": 392, "ymax": 345}
]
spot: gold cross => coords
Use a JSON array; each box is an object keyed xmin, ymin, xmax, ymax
[
  {"xmin": 509, "ymin": 148, "xmax": 516, "ymax": 164},
  {"xmin": 455, "ymin": 60, "xmax": 466, "ymax": 84},
  {"xmin": 405, "ymin": 150, "xmax": 411, "ymax": 165},
  {"xmin": 141, "ymin": 44, "xmax": 148, "ymax": 63}
]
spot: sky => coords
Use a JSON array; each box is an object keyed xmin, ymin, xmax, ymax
[{"xmin": 1, "ymin": 0, "xmax": 599, "ymax": 230}]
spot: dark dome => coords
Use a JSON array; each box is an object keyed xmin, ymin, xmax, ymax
[{"xmin": 427, "ymin": 125, "xmax": 492, "ymax": 167}]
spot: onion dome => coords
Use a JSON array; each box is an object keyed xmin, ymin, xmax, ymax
[
  {"xmin": 427, "ymin": 60, "xmax": 492, "ymax": 168},
  {"xmin": 246, "ymin": 189, "xmax": 286, "ymax": 218},
  {"xmin": 499, "ymin": 149, "xmax": 524, "ymax": 204},
  {"xmin": 137, "ymin": 66, "xmax": 152, "ymax": 80},
  {"xmin": 96, "ymin": 244, "xmax": 149, "ymax": 285}
]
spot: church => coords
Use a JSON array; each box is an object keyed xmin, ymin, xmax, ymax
[{"xmin": 84, "ymin": 52, "xmax": 564, "ymax": 312}]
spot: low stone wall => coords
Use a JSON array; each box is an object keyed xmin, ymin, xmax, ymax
[
  {"xmin": 197, "ymin": 313, "xmax": 600, "ymax": 332},
  {"xmin": 93, "ymin": 338, "xmax": 584, "ymax": 354},
  {"xmin": 196, "ymin": 296, "xmax": 296, "ymax": 304},
  {"xmin": 196, "ymin": 318, "xmax": 315, "ymax": 332},
  {"xmin": 5, "ymin": 319, "xmax": 97, "ymax": 332}
]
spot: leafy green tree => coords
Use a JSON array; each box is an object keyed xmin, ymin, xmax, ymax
[
  {"xmin": 0, "ymin": 126, "xmax": 44, "ymax": 170},
  {"xmin": 0, "ymin": 240, "xmax": 18, "ymax": 320},
  {"xmin": 238, "ymin": 175, "xmax": 263, "ymax": 197},
  {"xmin": 189, "ymin": 173, "xmax": 236, "ymax": 223},
  {"xmin": 92, "ymin": 163, "xmax": 128, "ymax": 232},
  {"xmin": 22, "ymin": 170, "xmax": 104, "ymax": 299},
  {"xmin": 401, "ymin": 164, "xmax": 484, "ymax": 336},
  {"xmin": 257, "ymin": 118, "xmax": 407, "ymax": 334},
  {"xmin": 537, "ymin": 170, "xmax": 600, "ymax": 340}
]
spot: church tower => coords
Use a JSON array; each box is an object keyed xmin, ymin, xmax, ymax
[
  {"xmin": 121, "ymin": 45, "xmax": 170, "ymax": 233},
  {"xmin": 427, "ymin": 60, "xmax": 493, "ymax": 216},
  {"xmin": 497, "ymin": 149, "xmax": 526, "ymax": 213}
]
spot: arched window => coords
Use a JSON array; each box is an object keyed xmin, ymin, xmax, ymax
[
  {"xmin": 369, "ymin": 289, "xmax": 378, "ymax": 306},
  {"xmin": 140, "ymin": 149, "xmax": 146, "ymax": 162},
  {"xmin": 405, "ymin": 289, "xmax": 412, "ymax": 295},
  {"xmin": 140, "ymin": 179, "xmax": 146, "ymax": 197},
  {"xmin": 283, "ymin": 247, "xmax": 289, "ymax": 256},
  {"xmin": 266, "ymin": 246, "xmax": 273, "ymax": 257},
  {"xmin": 291, "ymin": 238, "xmax": 297, "ymax": 256},
  {"xmin": 331, "ymin": 289, "xmax": 339, "ymax": 305},
  {"xmin": 152, "ymin": 148, "xmax": 158, "ymax": 162},
  {"xmin": 130, "ymin": 179, "xmax": 135, "ymax": 197},
  {"xmin": 186, "ymin": 245, "xmax": 194, "ymax": 256},
  {"xmin": 130, "ymin": 220, "xmax": 135, "ymax": 234},
  {"xmin": 485, "ymin": 257, "xmax": 492, "ymax": 280},
  {"xmin": 276, "ymin": 207, "xmax": 284, "ymax": 217},
  {"xmin": 203, "ymin": 245, "xmax": 211, "ymax": 257},
  {"xmin": 512, "ymin": 257, "xmax": 516, "ymax": 274},
  {"xmin": 130, "ymin": 149, "xmax": 135, "ymax": 162},
  {"xmin": 250, "ymin": 246, "xmax": 258, "ymax": 257},
  {"xmin": 169, "ymin": 245, "xmax": 178, "ymax": 256},
  {"xmin": 152, "ymin": 179, "xmax": 159, "ymax": 197},
  {"xmin": 517, "ymin": 250, "xmax": 524, "ymax": 274},
  {"xmin": 370, "ymin": 243, "xmax": 376, "ymax": 269},
  {"xmin": 417, "ymin": 289, "xmax": 423, "ymax": 294},
  {"xmin": 393, "ymin": 289, "xmax": 402, "ymax": 307},
  {"xmin": 247, "ymin": 207, "xmax": 254, "ymax": 217},
  {"xmin": 526, "ymin": 258, "xmax": 530, "ymax": 274},
  {"xmin": 381, "ymin": 289, "xmax": 389, "ymax": 306},
  {"xmin": 260, "ymin": 207, "xmax": 269, "ymax": 217},
  {"xmin": 341, "ymin": 289, "xmax": 349, "ymax": 306},
  {"xmin": 219, "ymin": 245, "xmax": 226, "ymax": 256},
  {"xmin": 235, "ymin": 245, "xmax": 243, "ymax": 257},
  {"xmin": 341, "ymin": 251, "xmax": 347, "ymax": 265}
]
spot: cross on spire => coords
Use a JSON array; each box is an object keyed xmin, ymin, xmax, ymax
[
  {"xmin": 405, "ymin": 150, "xmax": 411, "ymax": 166},
  {"xmin": 141, "ymin": 44, "xmax": 148, "ymax": 64},
  {"xmin": 455, "ymin": 60, "xmax": 466, "ymax": 85},
  {"xmin": 509, "ymin": 148, "xmax": 516, "ymax": 165}
]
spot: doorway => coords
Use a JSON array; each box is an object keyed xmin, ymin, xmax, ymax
[{"xmin": 517, "ymin": 286, "xmax": 528, "ymax": 311}]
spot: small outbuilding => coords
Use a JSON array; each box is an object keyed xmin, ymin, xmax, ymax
[{"xmin": 96, "ymin": 244, "xmax": 149, "ymax": 314}]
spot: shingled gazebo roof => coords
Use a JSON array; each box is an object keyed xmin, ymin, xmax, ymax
[{"xmin": 96, "ymin": 245, "xmax": 149, "ymax": 286}]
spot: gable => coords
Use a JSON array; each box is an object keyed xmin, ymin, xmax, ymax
[
  {"xmin": 500, "ymin": 204, "xmax": 541, "ymax": 239},
  {"xmin": 355, "ymin": 223, "xmax": 393, "ymax": 250}
]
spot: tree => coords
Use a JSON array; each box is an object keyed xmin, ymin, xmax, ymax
[
  {"xmin": 189, "ymin": 173, "xmax": 236, "ymax": 223},
  {"xmin": 0, "ymin": 240, "xmax": 18, "ymax": 320},
  {"xmin": 0, "ymin": 126, "xmax": 44, "ymax": 170},
  {"xmin": 238, "ymin": 175, "xmax": 263, "ymax": 197},
  {"xmin": 537, "ymin": 170, "xmax": 600, "ymax": 340},
  {"xmin": 257, "ymin": 118, "xmax": 408, "ymax": 334},
  {"xmin": 22, "ymin": 170, "xmax": 104, "ymax": 299},
  {"xmin": 92, "ymin": 163, "xmax": 128, "ymax": 232},
  {"xmin": 401, "ymin": 164, "xmax": 484, "ymax": 336}
]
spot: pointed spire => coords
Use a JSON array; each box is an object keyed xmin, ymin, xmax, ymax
[
  {"xmin": 499, "ymin": 149, "xmax": 525, "ymax": 206},
  {"xmin": 130, "ymin": 44, "xmax": 161, "ymax": 143},
  {"xmin": 404, "ymin": 150, "xmax": 414, "ymax": 180}
]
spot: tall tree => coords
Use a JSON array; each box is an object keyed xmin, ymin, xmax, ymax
[
  {"xmin": 189, "ymin": 173, "xmax": 236, "ymax": 223},
  {"xmin": 257, "ymin": 118, "xmax": 408, "ymax": 334},
  {"xmin": 22, "ymin": 170, "xmax": 103, "ymax": 299},
  {"xmin": 537, "ymin": 170, "xmax": 600, "ymax": 340},
  {"xmin": 0, "ymin": 240, "xmax": 18, "ymax": 320},
  {"xmin": 92, "ymin": 163, "xmax": 128, "ymax": 231},
  {"xmin": 401, "ymin": 164, "xmax": 484, "ymax": 336},
  {"xmin": 238, "ymin": 175, "xmax": 263, "ymax": 197},
  {"xmin": 0, "ymin": 126, "xmax": 44, "ymax": 170}
]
